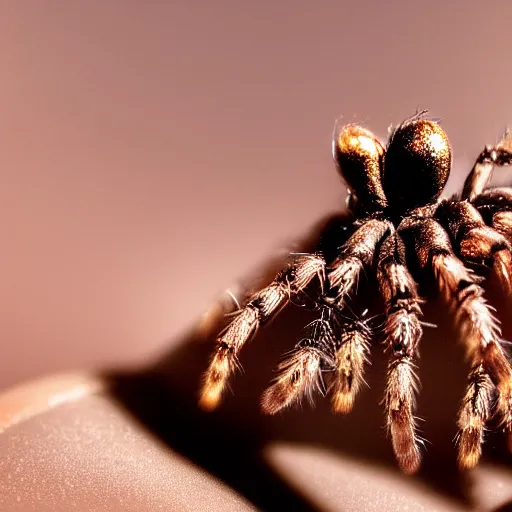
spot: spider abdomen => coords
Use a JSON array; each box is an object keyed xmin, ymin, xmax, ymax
[{"xmin": 383, "ymin": 119, "xmax": 452, "ymax": 211}]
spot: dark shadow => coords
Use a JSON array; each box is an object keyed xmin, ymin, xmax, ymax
[
  {"xmin": 493, "ymin": 502, "xmax": 512, "ymax": 512},
  {"xmin": 105, "ymin": 212, "xmax": 512, "ymax": 511}
]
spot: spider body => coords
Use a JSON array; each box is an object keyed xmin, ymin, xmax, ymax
[{"xmin": 199, "ymin": 111, "xmax": 512, "ymax": 474}]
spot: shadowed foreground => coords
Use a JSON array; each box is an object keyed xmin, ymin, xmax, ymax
[{"xmin": 107, "ymin": 214, "xmax": 512, "ymax": 511}]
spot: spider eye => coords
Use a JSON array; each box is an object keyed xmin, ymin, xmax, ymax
[
  {"xmin": 383, "ymin": 119, "xmax": 451, "ymax": 209},
  {"xmin": 333, "ymin": 124, "xmax": 387, "ymax": 211}
]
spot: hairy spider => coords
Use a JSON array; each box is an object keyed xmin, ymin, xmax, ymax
[{"xmin": 198, "ymin": 110, "xmax": 512, "ymax": 474}]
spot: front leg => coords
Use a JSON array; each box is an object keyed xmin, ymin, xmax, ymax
[
  {"xmin": 199, "ymin": 252, "xmax": 326, "ymax": 411},
  {"xmin": 327, "ymin": 218, "xmax": 393, "ymax": 305},
  {"xmin": 378, "ymin": 232, "xmax": 424, "ymax": 474}
]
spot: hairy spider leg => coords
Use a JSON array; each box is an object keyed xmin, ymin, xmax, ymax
[
  {"xmin": 327, "ymin": 218, "xmax": 393, "ymax": 305},
  {"xmin": 438, "ymin": 195, "xmax": 512, "ymax": 454},
  {"xmin": 317, "ymin": 218, "xmax": 391, "ymax": 415},
  {"xmin": 436, "ymin": 200, "xmax": 512, "ymax": 295},
  {"xmin": 260, "ymin": 305, "xmax": 373, "ymax": 416},
  {"xmin": 456, "ymin": 364, "xmax": 494, "ymax": 469},
  {"xmin": 199, "ymin": 253, "xmax": 326, "ymax": 411},
  {"xmin": 462, "ymin": 131, "xmax": 512, "ymax": 202},
  {"xmin": 473, "ymin": 187, "xmax": 512, "ymax": 244},
  {"xmin": 378, "ymin": 231, "xmax": 424, "ymax": 474},
  {"xmin": 403, "ymin": 218, "xmax": 511, "ymax": 469},
  {"xmin": 328, "ymin": 313, "xmax": 372, "ymax": 414},
  {"xmin": 260, "ymin": 217, "xmax": 391, "ymax": 415},
  {"xmin": 260, "ymin": 305, "xmax": 337, "ymax": 414},
  {"xmin": 322, "ymin": 217, "xmax": 393, "ymax": 415}
]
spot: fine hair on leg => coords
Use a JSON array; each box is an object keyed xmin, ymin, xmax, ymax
[
  {"xmin": 328, "ymin": 312, "xmax": 372, "ymax": 415},
  {"xmin": 456, "ymin": 364, "xmax": 495, "ymax": 469},
  {"xmin": 401, "ymin": 217, "xmax": 511, "ymax": 467},
  {"xmin": 378, "ymin": 232, "xmax": 424, "ymax": 474},
  {"xmin": 327, "ymin": 218, "xmax": 393, "ymax": 306},
  {"xmin": 199, "ymin": 253, "xmax": 326, "ymax": 411},
  {"xmin": 261, "ymin": 305, "xmax": 337, "ymax": 414}
]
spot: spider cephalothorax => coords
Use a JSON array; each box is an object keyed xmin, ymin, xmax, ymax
[{"xmin": 198, "ymin": 110, "xmax": 512, "ymax": 474}]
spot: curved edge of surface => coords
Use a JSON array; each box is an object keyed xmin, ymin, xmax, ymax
[{"xmin": 0, "ymin": 372, "xmax": 106, "ymax": 433}]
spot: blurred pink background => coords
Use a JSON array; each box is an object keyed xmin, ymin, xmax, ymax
[{"xmin": 0, "ymin": 1, "xmax": 512, "ymax": 389}]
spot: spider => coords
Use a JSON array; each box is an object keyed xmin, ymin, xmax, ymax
[{"xmin": 198, "ymin": 110, "xmax": 512, "ymax": 474}]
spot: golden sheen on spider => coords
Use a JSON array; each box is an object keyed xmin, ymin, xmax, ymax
[{"xmin": 198, "ymin": 110, "xmax": 512, "ymax": 475}]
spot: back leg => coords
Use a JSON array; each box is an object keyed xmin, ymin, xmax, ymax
[
  {"xmin": 399, "ymin": 217, "xmax": 511, "ymax": 468},
  {"xmin": 199, "ymin": 252, "xmax": 326, "ymax": 411},
  {"xmin": 433, "ymin": 255, "xmax": 505, "ymax": 467},
  {"xmin": 456, "ymin": 364, "xmax": 494, "ymax": 469},
  {"xmin": 472, "ymin": 187, "xmax": 512, "ymax": 242},
  {"xmin": 462, "ymin": 130, "xmax": 512, "ymax": 202},
  {"xmin": 436, "ymin": 199, "xmax": 512, "ymax": 294}
]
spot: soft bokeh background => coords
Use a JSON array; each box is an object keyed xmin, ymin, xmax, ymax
[{"xmin": 0, "ymin": 1, "xmax": 512, "ymax": 389}]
